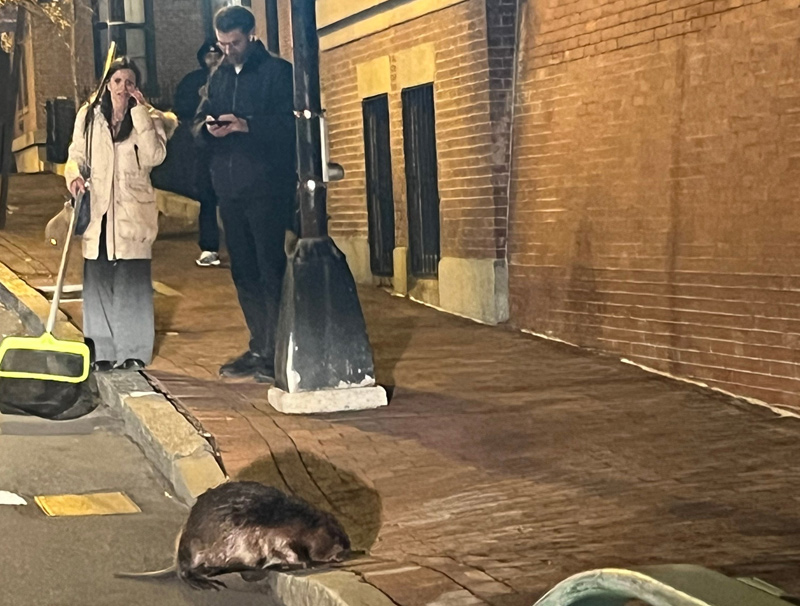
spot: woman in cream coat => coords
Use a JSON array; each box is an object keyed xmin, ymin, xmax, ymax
[{"xmin": 65, "ymin": 58, "xmax": 176, "ymax": 372}]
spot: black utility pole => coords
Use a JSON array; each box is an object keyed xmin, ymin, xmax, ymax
[
  {"xmin": 0, "ymin": 7, "xmax": 26, "ymax": 230},
  {"xmin": 291, "ymin": 0, "xmax": 325, "ymax": 237},
  {"xmin": 271, "ymin": 0, "xmax": 384, "ymax": 409}
]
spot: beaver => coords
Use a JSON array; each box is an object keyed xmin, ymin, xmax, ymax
[{"xmin": 116, "ymin": 481, "xmax": 351, "ymax": 590}]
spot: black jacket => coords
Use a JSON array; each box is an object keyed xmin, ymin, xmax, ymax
[
  {"xmin": 193, "ymin": 41, "xmax": 296, "ymax": 201},
  {"xmin": 174, "ymin": 70, "xmax": 209, "ymax": 121},
  {"xmin": 151, "ymin": 40, "xmax": 218, "ymax": 200}
]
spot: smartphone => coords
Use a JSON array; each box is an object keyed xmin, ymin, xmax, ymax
[{"xmin": 207, "ymin": 118, "xmax": 232, "ymax": 127}]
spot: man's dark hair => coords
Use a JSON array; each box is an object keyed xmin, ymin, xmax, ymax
[{"xmin": 214, "ymin": 5, "xmax": 256, "ymax": 34}]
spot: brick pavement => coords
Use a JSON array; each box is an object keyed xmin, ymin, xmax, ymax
[{"xmin": 3, "ymin": 174, "xmax": 800, "ymax": 605}]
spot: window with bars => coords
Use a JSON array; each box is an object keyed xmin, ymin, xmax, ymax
[
  {"xmin": 402, "ymin": 84, "xmax": 441, "ymax": 278},
  {"xmin": 92, "ymin": 0, "xmax": 157, "ymax": 94}
]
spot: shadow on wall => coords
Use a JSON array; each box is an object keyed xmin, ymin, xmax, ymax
[
  {"xmin": 236, "ymin": 450, "xmax": 382, "ymax": 553},
  {"xmin": 565, "ymin": 213, "xmax": 604, "ymax": 345}
]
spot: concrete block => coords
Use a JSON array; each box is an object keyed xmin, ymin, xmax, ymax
[
  {"xmin": 394, "ymin": 43, "xmax": 436, "ymax": 89},
  {"xmin": 173, "ymin": 452, "xmax": 227, "ymax": 501},
  {"xmin": 122, "ymin": 392, "xmax": 208, "ymax": 458},
  {"xmin": 13, "ymin": 146, "xmax": 44, "ymax": 173},
  {"xmin": 268, "ymin": 570, "xmax": 397, "ymax": 606},
  {"xmin": 268, "ymin": 385, "xmax": 388, "ymax": 414},
  {"xmin": 156, "ymin": 190, "xmax": 200, "ymax": 236},
  {"xmin": 357, "ymin": 55, "xmax": 391, "ymax": 99},
  {"xmin": 409, "ymin": 277, "xmax": 439, "ymax": 307},
  {"xmin": 332, "ymin": 235, "xmax": 373, "ymax": 284},
  {"xmin": 439, "ymin": 257, "xmax": 509, "ymax": 325},
  {"xmin": 393, "ymin": 246, "xmax": 408, "ymax": 295}
]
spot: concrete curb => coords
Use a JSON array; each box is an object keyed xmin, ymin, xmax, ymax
[
  {"xmin": 0, "ymin": 262, "xmax": 77, "ymax": 340},
  {"xmin": 267, "ymin": 570, "xmax": 397, "ymax": 606},
  {"xmin": 94, "ymin": 371, "xmax": 226, "ymax": 505},
  {"xmin": 0, "ymin": 260, "xmax": 225, "ymax": 506}
]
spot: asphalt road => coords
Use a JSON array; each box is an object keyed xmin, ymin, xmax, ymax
[{"xmin": 0, "ymin": 307, "xmax": 279, "ymax": 606}]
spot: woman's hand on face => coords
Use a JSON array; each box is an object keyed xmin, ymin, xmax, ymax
[
  {"xmin": 130, "ymin": 87, "xmax": 147, "ymax": 106},
  {"xmin": 69, "ymin": 177, "xmax": 86, "ymax": 197}
]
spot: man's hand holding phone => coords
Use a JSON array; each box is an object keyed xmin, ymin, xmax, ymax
[{"xmin": 206, "ymin": 114, "xmax": 249, "ymax": 138}]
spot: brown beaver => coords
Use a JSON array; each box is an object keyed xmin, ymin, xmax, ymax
[{"xmin": 116, "ymin": 481, "xmax": 351, "ymax": 590}]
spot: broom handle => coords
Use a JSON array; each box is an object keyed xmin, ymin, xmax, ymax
[{"xmin": 46, "ymin": 190, "xmax": 82, "ymax": 334}]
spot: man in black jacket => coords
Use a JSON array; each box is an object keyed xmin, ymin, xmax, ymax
[{"xmin": 194, "ymin": 5, "xmax": 296, "ymax": 383}]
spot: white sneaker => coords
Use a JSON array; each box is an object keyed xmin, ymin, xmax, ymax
[{"xmin": 196, "ymin": 251, "xmax": 221, "ymax": 267}]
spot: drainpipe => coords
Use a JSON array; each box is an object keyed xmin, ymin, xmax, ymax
[
  {"xmin": 0, "ymin": 7, "xmax": 27, "ymax": 231},
  {"xmin": 266, "ymin": 0, "xmax": 279, "ymax": 54},
  {"xmin": 502, "ymin": 0, "xmax": 528, "ymax": 264}
]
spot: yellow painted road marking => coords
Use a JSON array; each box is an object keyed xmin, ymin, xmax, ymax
[{"xmin": 34, "ymin": 492, "xmax": 141, "ymax": 517}]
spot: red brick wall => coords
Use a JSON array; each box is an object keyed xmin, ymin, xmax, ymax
[
  {"xmin": 21, "ymin": 0, "xmax": 204, "ymax": 120},
  {"xmin": 277, "ymin": 0, "xmax": 293, "ymax": 61},
  {"xmin": 319, "ymin": 0, "xmax": 503, "ymax": 260},
  {"xmin": 28, "ymin": 4, "xmax": 94, "ymax": 127},
  {"xmin": 508, "ymin": 0, "xmax": 800, "ymax": 407},
  {"xmin": 152, "ymin": 0, "xmax": 207, "ymax": 106}
]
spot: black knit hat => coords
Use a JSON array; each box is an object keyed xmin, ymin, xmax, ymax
[{"xmin": 197, "ymin": 39, "xmax": 222, "ymax": 67}]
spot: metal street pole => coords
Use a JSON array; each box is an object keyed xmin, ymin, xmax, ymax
[
  {"xmin": 0, "ymin": 7, "xmax": 27, "ymax": 231},
  {"xmin": 268, "ymin": 0, "xmax": 387, "ymax": 413},
  {"xmin": 291, "ymin": 0, "xmax": 325, "ymax": 237}
]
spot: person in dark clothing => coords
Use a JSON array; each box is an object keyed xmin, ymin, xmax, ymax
[
  {"xmin": 174, "ymin": 40, "xmax": 224, "ymax": 266},
  {"xmin": 193, "ymin": 5, "xmax": 296, "ymax": 383}
]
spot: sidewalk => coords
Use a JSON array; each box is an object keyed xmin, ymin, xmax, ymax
[{"xmin": 3, "ymin": 173, "xmax": 800, "ymax": 605}]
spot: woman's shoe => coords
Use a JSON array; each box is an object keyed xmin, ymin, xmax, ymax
[
  {"xmin": 118, "ymin": 359, "xmax": 146, "ymax": 371},
  {"xmin": 91, "ymin": 361, "xmax": 115, "ymax": 372}
]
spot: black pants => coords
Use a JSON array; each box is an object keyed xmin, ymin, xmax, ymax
[
  {"xmin": 197, "ymin": 192, "xmax": 220, "ymax": 253},
  {"xmin": 218, "ymin": 196, "xmax": 289, "ymax": 361}
]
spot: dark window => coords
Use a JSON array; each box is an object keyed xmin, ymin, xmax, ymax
[
  {"xmin": 362, "ymin": 94, "xmax": 395, "ymax": 277},
  {"xmin": 401, "ymin": 83, "xmax": 440, "ymax": 278},
  {"xmin": 92, "ymin": 0, "xmax": 158, "ymax": 94}
]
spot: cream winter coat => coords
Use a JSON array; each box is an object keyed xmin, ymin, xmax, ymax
[{"xmin": 64, "ymin": 103, "xmax": 177, "ymax": 260}]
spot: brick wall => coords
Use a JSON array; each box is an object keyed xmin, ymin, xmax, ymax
[
  {"xmin": 28, "ymin": 3, "xmax": 94, "ymax": 128},
  {"xmin": 277, "ymin": 0, "xmax": 292, "ymax": 60},
  {"xmin": 19, "ymin": 0, "xmax": 202, "ymax": 126},
  {"xmin": 508, "ymin": 0, "xmax": 800, "ymax": 407},
  {"xmin": 319, "ymin": 0, "xmax": 503, "ymax": 260},
  {"xmin": 152, "ymin": 0, "xmax": 207, "ymax": 106}
]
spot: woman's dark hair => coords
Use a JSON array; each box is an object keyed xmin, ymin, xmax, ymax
[
  {"xmin": 83, "ymin": 57, "xmax": 142, "ymax": 142},
  {"xmin": 214, "ymin": 5, "xmax": 255, "ymax": 33}
]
